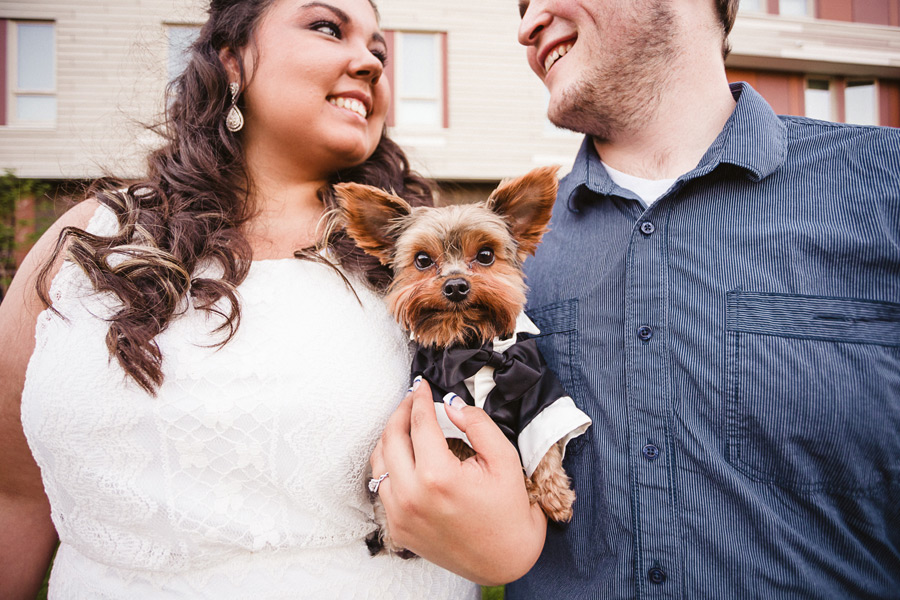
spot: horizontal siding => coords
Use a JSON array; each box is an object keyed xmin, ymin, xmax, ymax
[
  {"xmin": 0, "ymin": 0, "xmax": 897, "ymax": 182},
  {"xmin": 381, "ymin": 0, "xmax": 582, "ymax": 180},
  {"xmin": 0, "ymin": 0, "xmax": 206, "ymax": 179},
  {"xmin": 729, "ymin": 12, "xmax": 900, "ymax": 76}
]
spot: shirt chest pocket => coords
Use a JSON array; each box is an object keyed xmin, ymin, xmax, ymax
[
  {"xmin": 527, "ymin": 299, "xmax": 615, "ymax": 562},
  {"xmin": 725, "ymin": 291, "xmax": 900, "ymax": 495},
  {"xmin": 526, "ymin": 299, "xmax": 585, "ymax": 423}
]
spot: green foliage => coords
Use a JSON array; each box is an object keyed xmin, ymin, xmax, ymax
[
  {"xmin": 482, "ymin": 585, "xmax": 505, "ymax": 600},
  {"xmin": 0, "ymin": 170, "xmax": 53, "ymax": 297}
]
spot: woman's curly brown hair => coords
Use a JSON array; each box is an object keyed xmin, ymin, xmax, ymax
[{"xmin": 37, "ymin": 0, "xmax": 432, "ymax": 394}]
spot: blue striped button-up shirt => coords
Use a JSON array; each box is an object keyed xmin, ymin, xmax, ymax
[{"xmin": 510, "ymin": 83, "xmax": 900, "ymax": 599}]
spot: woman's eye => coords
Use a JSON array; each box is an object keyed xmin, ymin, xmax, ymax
[
  {"xmin": 475, "ymin": 248, "xmax": 495, "ymax": 266},
  {"xmin": 312, "ymin": 21, "xmax": 341, "ymax": 38},
  {"xmin": 371, "ymin": 48, "xmax": 388, "ymax": 66},
  {"xmin": 414, "ymin": 252, "xmax": 434, "ymax": 270}
]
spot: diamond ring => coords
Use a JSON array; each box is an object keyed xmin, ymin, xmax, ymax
[{"xmin": 368, "ymin": 472, "xmax": 389, "ymax": 494}]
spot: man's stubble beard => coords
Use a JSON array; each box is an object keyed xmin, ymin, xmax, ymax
[{"xmin": 547, "ymin": 0, "xmax": 678, "ymax": 142}]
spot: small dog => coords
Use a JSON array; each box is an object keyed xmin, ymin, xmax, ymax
[{"xmin": 334, "ymin": 166, "xmax": 591, "ymax": 556}]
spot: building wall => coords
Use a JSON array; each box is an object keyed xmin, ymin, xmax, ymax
[
  {"xmin": 728, "ymin": 10, "xmax": 900, "ymax": 78},
  {"xmin": 373, "ymin": 0, "xmax": 584, "ymax": 181},
  {"xmin": 0, "ymin": 0, "xmax": 583, "ymax": 182},
  {"xmin": 0, "ymin": 0, "xmax": 897, "ymax": 183},
  {"xmin": 0, "ymin": 0, "xmax": 207, "ymax": 180}
]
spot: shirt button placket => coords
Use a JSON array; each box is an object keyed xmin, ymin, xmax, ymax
[
  {"xmin": 642, "ymin": 443, "xmax": 661, "ymax": 461},
  {"xmin": 640, "ymin": 221, "xmax": 656, "ymax": 235},
  {"xmin": 627, "ymin": 213, "xmax": 677, "ymax": 598}
]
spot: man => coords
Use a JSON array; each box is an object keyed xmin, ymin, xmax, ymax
[
  {"xmin": 511, "ymin": 0, "xmax": 900, "ymax": 597},
  {"xmin": 371, "ymin": 0, "xmax": 899, "ymax": 596}
]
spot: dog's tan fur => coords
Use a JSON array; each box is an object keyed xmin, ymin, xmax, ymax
[{"xmin": 335, "ymin": 166, "xmax": 576, "ymax": 555}]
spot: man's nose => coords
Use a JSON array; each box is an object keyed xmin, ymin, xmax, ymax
[{"xmin": 518, "ymin": 2, "xmax": 551, "ymax": 46}]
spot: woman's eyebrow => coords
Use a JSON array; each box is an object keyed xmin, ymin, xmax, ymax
[
  {"xmin": 301, "ymin": 1, "xmax": 350, "ymax": 24},
  {"xmin": 301, "ymin": 1, "xmax": 386, "ymax": 46}
]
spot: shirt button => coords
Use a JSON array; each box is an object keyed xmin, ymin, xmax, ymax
[
  {"xmin": 640, "ymin": 221, "xmax": 656, "ymax": 235},
  {"xmin": 648, "ymin": 567, "xmax": 667, "ymax": 585},
  {"xmin": 637, "ymin": 325, "xmax": 653, "ymax": 341},
  {"xmin": 642, "ymin": 443, "xmax": 660, "ymax": 461}
]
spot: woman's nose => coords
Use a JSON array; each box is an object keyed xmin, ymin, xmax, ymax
[{"xmin": 352, "ymin": 48, "xmax": 384, "ymax": 85}]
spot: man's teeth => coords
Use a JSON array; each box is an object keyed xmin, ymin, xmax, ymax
[
  {"xmin": 544, "ymin": 42, "xmax": 573, "ymax": 73},
  {"xmin": 329, "ymin": 96, "xmax": 367, "ymax": 118}
]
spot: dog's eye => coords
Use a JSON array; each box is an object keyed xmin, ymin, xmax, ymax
[
  {"xmin": 475, "ymin": 247, "xmax": 495, "ymax": 266},
  {"xmin": 414, "ymin": 252, "xmax": 434, "ymax": 270}
]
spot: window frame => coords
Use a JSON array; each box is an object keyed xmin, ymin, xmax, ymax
[
  {"xmin": 803, "ymin": 76, "xmax": 882, "ymax": 125},
  {"xmin": 385, "ymin": 30, "xmax": 448, "ymax": 130},
  {"xmin": 843, "ymin": 78, "xmax": 879, "ymax": 126},
  {"xmin": 778, "ymin": 0, "xmax": 815, "ymax": 18},
  {"xmin": 5, "ymin": 19, "xmax": 57, "ymax": 127},
  {"xmin": 166, "ymin": 23, "xmax": 202, "ymax": 85},
  {"xmin": 804, "ymin": 77, "xmax": 834, "ymax": 121},
  {"xmin": 737, "ymin": 0, "xmax": 766, "ymax": 14}
]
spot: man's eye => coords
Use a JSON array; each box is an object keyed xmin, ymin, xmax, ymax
[
  {"xmin": 414, "ymin": 252, "xmax": 434, "ymax": 270},
  {"xmin": 518, "ymin": 1, "xmax": 529, "ymax": 18},
  {"xmin": 312, "ymin": 20, "xmax": 341, "ymax": 38},
  {"xmin": 475, "ymin": 248, "xmax": 495, "ymax": 266}
]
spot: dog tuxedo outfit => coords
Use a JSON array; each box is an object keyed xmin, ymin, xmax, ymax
[{"xmin": 411, "ymin": 312, "xmax": 591, "ymax": 476}]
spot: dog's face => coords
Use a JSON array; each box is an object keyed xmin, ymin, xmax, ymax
[{"xmin": 334, "ymin": 166, "xmax": 559, "ymax": 348}]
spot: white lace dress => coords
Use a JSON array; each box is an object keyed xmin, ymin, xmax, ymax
[{"xmin": 21, "ymin": 205, "xmax": 478, "ymax": 599}]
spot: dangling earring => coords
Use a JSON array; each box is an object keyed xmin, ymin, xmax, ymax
[{"xmin": 226, "ymin": 82, "xmax": 244, "ymax": 133}]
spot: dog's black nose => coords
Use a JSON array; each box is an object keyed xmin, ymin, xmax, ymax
[{"xmin": 442, "ymin": 278, "xmax": 470, "ymax": 303}]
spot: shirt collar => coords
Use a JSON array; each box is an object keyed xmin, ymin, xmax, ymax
[
  {"xmin": 696, "ymin": 82, "xmax": 787, "ymax": 182},
  {"xmin": 560, "ymin": 82, "xmax": 787, "ymax": 212}
]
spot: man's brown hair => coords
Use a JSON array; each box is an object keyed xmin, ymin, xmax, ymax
[{"xmin": 717, "ymin": 0, "xmax": 740, "ymax": 58}]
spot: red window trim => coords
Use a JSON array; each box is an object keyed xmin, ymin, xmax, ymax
[{"xmin": 384, "ymin": 29, "xmax": 449, "ymax": 130}]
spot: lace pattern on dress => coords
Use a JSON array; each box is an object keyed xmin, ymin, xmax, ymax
[{"xmin": 22, "ymin": 203, "xmax": 477, "ymax": 598}]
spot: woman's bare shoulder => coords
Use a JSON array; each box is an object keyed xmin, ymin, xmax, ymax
[{"xmin": 1, "ymin": 198, "xmax": 103, "ymax": 322}]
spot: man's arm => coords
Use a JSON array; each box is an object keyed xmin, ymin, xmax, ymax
[{"xmin": 370, "ymin": 379, "xmax": 547, "ymax": 585}]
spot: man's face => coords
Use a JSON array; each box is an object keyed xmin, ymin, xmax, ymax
[{"xmin": 517, "ymin": 0, "xmax": 678, "ymax": 140}]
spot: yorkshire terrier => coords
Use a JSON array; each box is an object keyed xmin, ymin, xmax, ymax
[{"xmin": 334, "ymin": 166, "xmax": 591, "ymax": 556}]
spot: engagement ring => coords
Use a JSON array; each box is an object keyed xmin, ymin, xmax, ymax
[{"xmin": 368, "ymin": 472, "xmax": 389, "ymax": 494}]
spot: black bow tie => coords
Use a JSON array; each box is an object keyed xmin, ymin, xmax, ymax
[{"xmin": 411, "ymin": 337, "xmax": 566, "ymax": 443}]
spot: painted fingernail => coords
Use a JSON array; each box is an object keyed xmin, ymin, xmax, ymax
[
  {"xmin": 412, "ymin": 375, "xmax": 423, "ymax": 391},
  {"xmin": 446, "ymin": 393, "xmax": 465, "ymax": 411}
]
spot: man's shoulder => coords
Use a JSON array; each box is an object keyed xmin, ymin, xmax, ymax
[{"xmin": 779, "ymin": 116, "xmax": 900, "ymax": 152}]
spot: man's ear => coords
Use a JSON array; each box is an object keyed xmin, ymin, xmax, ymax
[
  {"xmin": 333, "ymin": 183, "xmax": 412, "ymax": 264},
  {"xmin": 486, "ymin": 166, "xmax": 560, "ymax": 259}
]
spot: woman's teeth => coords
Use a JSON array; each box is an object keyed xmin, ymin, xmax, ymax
[
  {"xmin": 329, "ymin": 96, "xmax": 367, "ymax": 118},
  {"xmin": 544, "ymin": 42, "xmax": 573, "ymax": 73}
]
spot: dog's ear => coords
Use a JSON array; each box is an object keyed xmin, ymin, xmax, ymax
[
  {"xmin": 333, "ymin": 183, "xmax": 412, "ymax": 264},
  {"xmin": 486, "ymin": 166, "xmax": 560, "ymax": 258}
]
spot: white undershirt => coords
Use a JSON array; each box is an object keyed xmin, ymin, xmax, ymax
[{"xmin": 602, "ymin": 161, "xmax": 678, "ymax": 207}]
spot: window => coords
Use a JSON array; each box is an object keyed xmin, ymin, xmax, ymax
[
  {"xmin": 389, "ymin": 31, "xmax": 446, "ymax": 129},
  {"xmin": 844, "ymin": 80, "xmax": 877, "ymax": 126},
  {"xmin": 167, "ymin": 25, "xmax": 201, "ymax": 83},
  {"xmin": 805, "ymin": 77, "xmax": 880, "ymax": 125},
  {"xmin": 779, "ymin": 0, "xmax": 813, "ymax": 17},
  {"xmin": 738, "ymin": 0, "xmax": 764, "ymax": 13},
  {"xmin": 4, "ymin": 20, "xmax": 56, "ymax": 126},
  {"xmin": 805, "ymin": 79, "xmax": 832, "ymax": 121}
]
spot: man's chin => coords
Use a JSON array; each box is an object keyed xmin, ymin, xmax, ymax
[{"xmin": 547, "ymin": 103, "xmax": 598, "ymax": 137}]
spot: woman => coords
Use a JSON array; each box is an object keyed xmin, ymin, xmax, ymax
[{"xmin": 0, "ymin": 0, "xmax": 481, "ymax": 596}]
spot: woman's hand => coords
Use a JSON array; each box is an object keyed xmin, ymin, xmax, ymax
[{"xmin": 370, "ymin": 379, "xmax": 547, "ymax": 585}]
